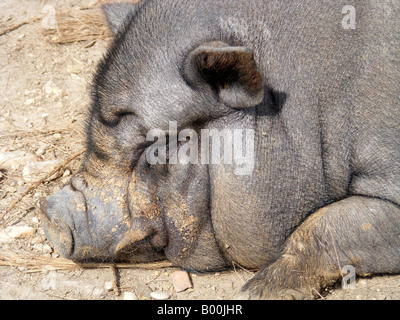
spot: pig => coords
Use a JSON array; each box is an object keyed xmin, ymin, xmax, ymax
[{"xmin": 40, "ymin": 0, "xmax": 400, "ymax": 299}]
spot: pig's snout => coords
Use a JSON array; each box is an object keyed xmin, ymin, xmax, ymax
[
  {"xmin": 39, "ymin": 185, "xmax": 82, "ymax": 259},
  {"xmin": 39, "ymin": 176, "xmax": 166, "ymax": 262},
  {"xmin": 39, "ymin": 181, "xmax": 117, "ymax": 260}
]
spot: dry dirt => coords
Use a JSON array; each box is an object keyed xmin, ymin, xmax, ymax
[{"xmin": 1, "ymin": 0, "xmax": 400, "ymax": 301}]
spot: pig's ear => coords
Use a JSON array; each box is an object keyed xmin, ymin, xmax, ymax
[
  {"xmin": 184, "ymin": 41, "xmax": 264, "ymax": 109},
  {"xmin": 102, "ymin": 2, "xmax": 139, "ymax": 36}
]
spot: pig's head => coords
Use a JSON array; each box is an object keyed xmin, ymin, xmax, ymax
[{"xmin": 40, "ymin": 1, "xmax": 264, "ymax": 268}]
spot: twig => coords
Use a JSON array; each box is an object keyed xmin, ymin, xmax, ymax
[
  {"xmin": 231, "ymin": 261, "xmax": 256, "ymax": 285},
  {"xmin": 0, "ymin": 17, "xmax": 42, "ymax": 36},
  {"xmin": 110, "ymin": 264, "xmax": 120, "ymax": 296},
  {"xmin": 312, "ymin": 288, "xmax": 325, "ymax": 300},
  {"xmin": 0, "ymin": 251, "xmax": 173, "ymax": 272},
  {"xmin": 231, "ymin": 261, "xmax": 258, "ymax": 275},
  {"xmin": 0, "ymin": 128, "xmax": 70, "ymax": 139},
  {"xmin": 1, "ymin": 149, "xmax": 85, "ymax": 220}
]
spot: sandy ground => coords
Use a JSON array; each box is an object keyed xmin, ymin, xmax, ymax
[{"xmin": 1, "ymin": 0, "xmax": 400, "ymax": 301}]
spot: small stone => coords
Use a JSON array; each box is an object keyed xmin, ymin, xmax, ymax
[
  {"xmin": 104, "ymin": 282, "xmax": 113, "ymax": 292},
  {"xmin": 150, "ymin": 291, "xmax": 170, "ymax": 300},
  {"xmin": 62, "ymin": 169, "xmax": 71, "ymax": 177},
  {"xmin": 123, "ymin": 292, "xmax": 138, "ymax": 300},
  {"xmin": 44, "ymin": 81, "xmax": 62, "ymax": 97},
  {"xmin": 24, "ymin": 98, "xmax": 35, "ymax": 106},
  {"xmin": 171, "ymin": 270, "xmax": 192, "ymax": 293},
  {"xmin": 53, "ymin": 133, "xmax": 62, "ymax": 140},
  {"xmin": 35, "ymin": 144, "xmax": 50, "ymax": 156}
]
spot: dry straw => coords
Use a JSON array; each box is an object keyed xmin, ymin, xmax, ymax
[
  {"xmin": 0, "ymin": 250, "xmax": 172, "ymax": 273},
  {"xmin": 41, "ymin": 7, "xmax": 112, "ymax": 45}
]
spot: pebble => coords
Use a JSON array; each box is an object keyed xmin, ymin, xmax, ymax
[
  {"xmin": 150, "ymin": 291, "xmax": 170, "ymax": 300},
  {"xmin": 35, "ymin": 144, "xmax": 50, "ymax": 156},
  {"xmin": 53, "ymin": 133, "xmax": 62, "ymax": 140},
  {"xmin": 171, "ymin": 270, "xmax": 193, "ymax": 293},
  {"xmin": 123, "ymin": 292, "xmax": 138, "ymax": 300},
  {"xmin": 104, "ymin": 282, "xmax": 114, "ymax": 292},
  {"xmin": 62, "ymin": 169, "xmax": 71, "ymax": 177},
  {"xmin": 43, "ymin": 80, "xmax": 62, "ymax": 97},
  {"xmin": 24, "ymin": 98, "xmax": 35, "ymax": 106}
]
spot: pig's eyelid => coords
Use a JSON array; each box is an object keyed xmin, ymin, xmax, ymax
[{"xmin": 114, "ymin": 110, "xmax": 136, "ymax": 118}]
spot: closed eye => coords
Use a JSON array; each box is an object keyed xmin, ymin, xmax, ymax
[
  {"xmin": 100, "ymin": 109, "xmax": 136, "ymax": 127},
  {"xmin": 114, "ymin": 110, "xmax": 136, "ymax": 118}
]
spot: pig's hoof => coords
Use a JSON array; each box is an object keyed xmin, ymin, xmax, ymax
[
  {"xmin": 237, "ymin": 288, "xmax": 308, "ymax": 300},
  {"xmin": 236, "ymin": 285, "xmax": 308, "ymax": 300},
  {"xmin": 237, "ymin": 277, "xmax": 312, "ymax": 300}
]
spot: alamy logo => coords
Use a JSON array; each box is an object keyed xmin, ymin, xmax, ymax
[
  {"xmin": 41, "ymin": 5, "xmax": 57, "ymax": 30},
  {"xmin": 342, "ymin": 5, "xmax": 356, "ymax": 30},
  {"xmin": 342, "ymin": 265, "xmax": 356, "ymax": 290},
  {"xmin": 145, "ymin": 121, "xmax": 255, "ymax": 175}
]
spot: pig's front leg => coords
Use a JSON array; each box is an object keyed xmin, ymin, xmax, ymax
[{"xmin": 238, "ymin": 196, "xmax": 400, "ymax": 299}]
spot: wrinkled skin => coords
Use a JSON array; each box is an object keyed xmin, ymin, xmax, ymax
[{"xmin": 40, "ymin": 0, "xmax": 400, "ymax": 299}]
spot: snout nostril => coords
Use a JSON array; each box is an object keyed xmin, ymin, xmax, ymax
[{"xmin": 149, "ymin": 230, "xmax": 168, "ymax": 248}]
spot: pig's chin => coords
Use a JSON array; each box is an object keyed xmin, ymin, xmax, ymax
[{"xmin": 115, "ymin": 237, "xmax": 167, "ymax": 263}]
